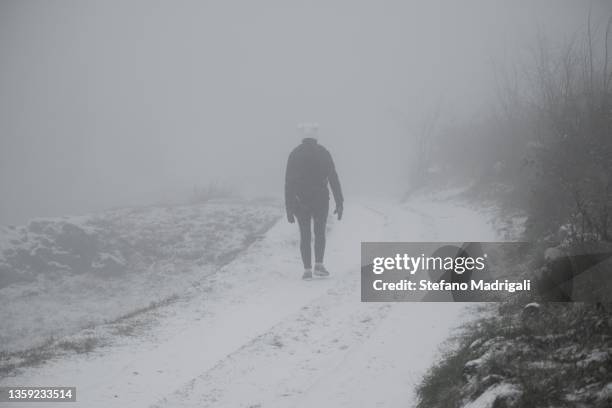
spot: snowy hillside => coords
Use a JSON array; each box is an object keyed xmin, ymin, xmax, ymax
[
  {"xmin": 0, "ymin": 199, "xmax": 279, "ymax": 357},
  {"xmin": 416, "ymin": 301, "xmax": 612, "ymax": 408}
]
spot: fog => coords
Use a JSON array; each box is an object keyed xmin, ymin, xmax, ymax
[{"xmin": 1, "ymin": 0, "xmax": 609, "ymax": 225}]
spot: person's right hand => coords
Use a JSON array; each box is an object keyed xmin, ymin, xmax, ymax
[
  {"xmin": 334, "ymin": 203, "xmax": 343, "ymax": 221},
  {"xmin": 287, "ymin": 212, "xmax": 295, "ymax": 223}
]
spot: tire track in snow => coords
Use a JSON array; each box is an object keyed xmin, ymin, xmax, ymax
[
  {"xmin": 151, "ymin": 198, "xmax": 498, "ymax": 408},
  {"xmin": 152, "ymin": 272, "xmax": 393, "ymax": 408},
  {"xmin": 149, "ymin": 200, "xmax": 452, "ymax": 408}
]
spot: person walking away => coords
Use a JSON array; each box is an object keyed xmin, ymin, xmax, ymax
[{"xmin": 285, "ymin": 123, "xmax": 344, "ymax": 280}]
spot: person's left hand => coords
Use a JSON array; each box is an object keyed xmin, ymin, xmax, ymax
[{"xmin": 287, "ymin": 211, "xmax": 295, "ymax": 223}]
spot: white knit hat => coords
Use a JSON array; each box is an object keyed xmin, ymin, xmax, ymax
[{"xmin": 297, "ymin": 122, "xmax": 319, "ymax": 137}]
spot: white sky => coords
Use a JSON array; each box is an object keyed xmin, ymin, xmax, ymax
[{"xmin": 1, "ymin": 0, "xmax": 610, "ymax": 224}]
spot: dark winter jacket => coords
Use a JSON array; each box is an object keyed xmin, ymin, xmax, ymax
[{"xmin": 285, "ymin": 138, "xmax": 343, "ymax": 214}]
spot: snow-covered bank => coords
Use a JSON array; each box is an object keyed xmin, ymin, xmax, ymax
[
  {"xmin": 0, "ymin": 200, "xmax": 279, "ymax": 354},
  {"xmin": 1, "ymin": 193, "xmax": 502, "ymax": 408},
  {"xmin": 416, "ymin": 301, "xmax": 612, "ymax": 408}
]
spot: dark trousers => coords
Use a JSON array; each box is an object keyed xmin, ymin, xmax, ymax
[{"xmin": 296, "ymin": 200, "xmax": 329, "ymax": 269}]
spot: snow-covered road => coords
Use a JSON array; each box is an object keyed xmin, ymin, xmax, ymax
[{"xmin": 3, "ymin": 195, "xmax": 498, "ymax": 408}]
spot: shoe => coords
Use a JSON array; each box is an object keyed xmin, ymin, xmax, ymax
[
  {"xmin": 302, "ymin": 269, "xmax": 313, "ymax": 280},
  {"xmin": 314, "ymin": 263, "xmax": 330, "ymax": 277}
]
